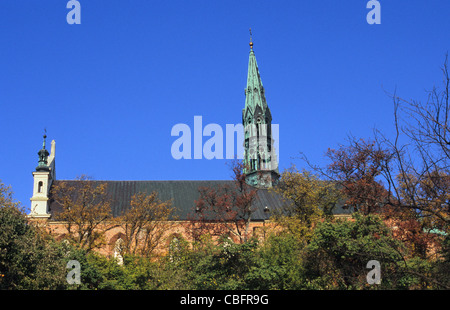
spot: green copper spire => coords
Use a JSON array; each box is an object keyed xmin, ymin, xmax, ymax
[
  {"xmin": 242, "ymin": 31, "xmax": 279, "ymax": 189},
  {"xmin": 243, "ymin": 32, "xmax": 269, "ymax": 117},
  {"xmin": 36, "ymin": 134, "xmax": 50, "ymax": 172}
]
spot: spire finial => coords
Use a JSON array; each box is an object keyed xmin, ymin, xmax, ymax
[
  {"xmin": 43, "ymin": 128, "xmax": 47, "ymax": 149},
  {"xmin": 249, "ymin": 28, "xmax": 253, "ymax": 50}
]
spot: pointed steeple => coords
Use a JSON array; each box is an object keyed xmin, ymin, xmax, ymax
[
  {"xmin": 242, "ymin": 31, "xmax": 279, "ymax": 189},
  {"xmin": 243, "ymin": 30, "xmax": 269, "ymax": 119}
]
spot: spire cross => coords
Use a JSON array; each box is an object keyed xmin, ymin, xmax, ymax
[{"xmin": 249, "ymin": 28, "xmax": 253, "ymax": 50}]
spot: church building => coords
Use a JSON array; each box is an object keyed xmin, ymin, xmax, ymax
[{"xmin": 28, "ymin": 37, "xmax": 349, "ymax": 255}]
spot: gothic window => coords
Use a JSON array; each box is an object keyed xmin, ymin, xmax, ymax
[
  {"xmin": 38, "ymin": 181, "xmax": 43, "ymax": 193},
  {"xmin": 114, "ymin": 238, "xmax": 124, "ymax": 265},
  {"xmin": 170, "ymin": 237, "xmax": 180, "ymax": 251},
  {"xmin": 169, "ymin": 236, "xmax": 181, "ymax": 263}
]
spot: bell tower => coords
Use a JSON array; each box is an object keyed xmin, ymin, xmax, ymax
[
  {"xmin": 242, "ymin": 30, "xmax": 279, "ymax": 188},
  {"xmin": 29, "ymin": 134, "xmax": 55, "ymax": 218}
]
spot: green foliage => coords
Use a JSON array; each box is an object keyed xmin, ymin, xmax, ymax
[
  {"xmin": 0, "ymin": 183, "xmax": 68, "ymax": 289},
  {"xmin": 1, "ymin": 178, "xmax": 448, "ymax": 290},
  {"xmin": 183, "ymin": 238, "xmax": 260, "ymax": 290},
  {"xmin": 245, "ymin": 233, "xmax": 304, "ymax": 289},
  {"xmin": 55, "ymin": 214, "xmax": 446, "ymax": 290},
  {"xmin": 301, "ymin": 213, "xmax": 428, "ymax": 289},
  {"xmin": 63, "ymin": 247, "xmax": 104, "ymax": 290}
]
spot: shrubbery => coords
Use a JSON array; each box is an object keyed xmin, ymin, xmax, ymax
[{"xmin": 1, "ymin": 179, "xmax": 448, "ymax": 290}]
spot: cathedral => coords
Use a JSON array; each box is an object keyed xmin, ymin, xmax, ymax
[{"xmin": 28, "ymin": 37, "xmax": 349, "ymax": 254}]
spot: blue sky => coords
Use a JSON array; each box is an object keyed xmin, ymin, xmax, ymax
[{"xmin": 0, "ymin": 1, "xmax": 449, "ymax": 211}]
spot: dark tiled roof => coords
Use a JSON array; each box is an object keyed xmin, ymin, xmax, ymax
[{"xmin": 48, "ymin": 180, "xmax": 350, "ymax": 221}]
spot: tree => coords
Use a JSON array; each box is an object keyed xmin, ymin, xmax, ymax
[
  {"xmin": 188, "ymin": 161, "xmax": 258, "ymax": 243},
  {"xmin": 302, "ymin": 55, "xmax": 450, "ymax": 232},
  {"xmin": 51, "ymin": 175, "xmax": 114, "ymax": 252},
  {"xmin": 0, "ymin": 180, "xmax": 68, "ymax": 289},
  {"xmin": 377, "ymin": 54, "xmax": 450, "ymax": 234},
  {"xmin": 245, "ymin": 232, "xmax": 305, "ymax": 290},
  {"xmin": 186, "ymin": 239, "xmax": 261, "ymax": 290},
  {"xmin": 302, "ymin": 213, "xmax": 409, "ymax": 289},
  {"xmin": 117, "ymin": 191, "xmax": 175, "ymax": 257},
  {"xmin": 310, "ymin": 138, "xmax": 442, "ymax": 259},
  {"xmin": 299, "ymin": 55, "xmax": 450, "ymax": 287},
  {"xmin": 272, "ymin": 166, "xmax": 340, "ymax": 243},
  {"xmin": 367, "ymin": 55, "xmax": 450, "ymax": 260},
  {"xmin": 323, "ymin": 138, "xmax": 393, "ymax": 215}
]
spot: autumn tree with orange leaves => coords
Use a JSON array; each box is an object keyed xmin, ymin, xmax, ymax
[
  {"xmin": 187, "ymin": 161, "xmax": 258, "ymax": 244},
  {"xmin": 300, "ymin": 55, "xmax": 450, "ymax": 287},
  {"xmin": 51, "ymin": 175, "xmax": 114, "ymax": 252},
  {"xmin": 117, "ymin": 191, "xmax": 175, "ymax": 257}
]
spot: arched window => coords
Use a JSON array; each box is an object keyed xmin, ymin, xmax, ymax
[
  {"xmin": 38, "ymin": 181, "xmax": 43, "ymax": 193},
  {"xmin": 168, "ymin": 235, "xmax": 182, "ymax": 263},
  {"xmin": 169, "ymin": 237, "xmax": 180, "ymax": 252},
  {"xmin": 114, "ymin": 238, "xmax": 124, "ymax": 265}
]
